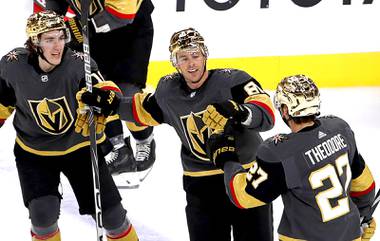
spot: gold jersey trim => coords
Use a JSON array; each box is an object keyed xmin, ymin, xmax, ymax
[
  {"xmin": 0, "ymin": 104, "xmax": 15, "ymax": 120},
  {"xmin": 351, "ymin": 165, "xmax": 374, "ymax": 192},
  {"xmin": 183, "ymin": 161, "xmax": 254, "ymax": 177},
  {"xmin": 278, "ymin": 234, "xmax": 306, "ymax": 241},
  {"xmin": 132, "ymin": 93, "xmax": 160, "ymax": 126},
  {"xmin": 279, "ymin": 234, "xmax": 361, "ymax": 241},
  {"xmin": 16, "ymin": 134, "xmax": 106, "ymax": 156},
  {"xmin": 231, "ymin": 172, "xmax": 266, "ymax": 209}
]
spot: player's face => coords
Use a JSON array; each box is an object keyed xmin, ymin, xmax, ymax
[
  {"xmin": 38, "ymin": 30, "xmax": 66, "ymax": 71},
  {"xmin": 176, "ymin": 48, "xmax": 208, "ymax": 90}
]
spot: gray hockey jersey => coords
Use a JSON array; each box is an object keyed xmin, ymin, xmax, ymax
[
  {"xmin": 222, "ymin": 116, "xmax": 375, "ymax": 241},
  {"xmin": 118, "ymin": 69, "xmax": 275, "ymax": 176},
  {"xmin": 0, "ymin": 47, "xmax": 105, "ymax": 155}
]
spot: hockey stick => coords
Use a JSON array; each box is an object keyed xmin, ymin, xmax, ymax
[
  {"xmin": 80, "ymin": 0, "xmax": 103, "ymax": 240},
  {"xmin": 361, "ymin": 188, "xmax": 380, "ymax": 224}
]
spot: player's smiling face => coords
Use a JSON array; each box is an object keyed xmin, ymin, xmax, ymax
[
  {"xmin": 38, "ymin": 30, "xmax": 66, "ymax": 71},
  {"xmin": 176, "ymin": 48, "xmax": 208, "ymax": 89}
]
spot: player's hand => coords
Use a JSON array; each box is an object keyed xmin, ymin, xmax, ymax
[
  {"xmin": 203, "ymin": 100, "xmax": 249, "ymax": 131},
  {"xmin": 74, "ymin": 110, "xmax": 106, "ymax": 137},
  {"xmin": 77, "ymin": 87, "xmax": 120, "ymax": 117},
  {"xmin": 206, "ymin": 131, "xmax": 239, "ymax": 169},
  {"xmin": 362, "ymin": 218, "xmax": 376, "ymax": 241}
]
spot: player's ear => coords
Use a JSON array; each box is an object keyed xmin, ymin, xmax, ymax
[{"xmin": 280, "ymin": 105, "xmax": 289, "ymax": 119}]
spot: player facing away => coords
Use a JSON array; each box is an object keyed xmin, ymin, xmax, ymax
[
  {"xmin": 207, "ymin": 74, "xmax": 377, "ymax": 241},
  {"xmin": 36, "ymin": 0, "xmax": 156, "ymax": 183},
  {"xmin": 0, "ymin": 11, "xmax": 138, "ymax": 241},
  {"xmin": 77, "ymin": 27, "xmax": 276, "ymax": 241}
]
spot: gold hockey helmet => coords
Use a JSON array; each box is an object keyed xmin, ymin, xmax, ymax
[
  {"xmin": 169, "ymin": 28, "xmax": 209, "ymax": 66},
  {"xmin": 274, "ymin": 74, "xmax": 320, "ymax": 117},
  {"xmin": 26, "ymin": 10, "xmax": 70, "ymax": 45}
]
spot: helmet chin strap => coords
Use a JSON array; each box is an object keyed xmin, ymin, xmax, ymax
[{"xmin": 37, "ymin": 46, "xmax": 55, "ymax": 67}]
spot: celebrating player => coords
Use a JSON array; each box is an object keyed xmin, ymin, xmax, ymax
[
  {"xmin": 0, "ymin": 11, "xmax": 138, "ymax": 241},
  {"xmin": 36, "ymin": 0, "xmax": 156, "ymax": 184},
  {"xmin": 77, "ymin": 27, "xmax": 276, "ymax": 241},
  {"xmin": 207, "ymin": 74, "xmax": 376, "ymax": 241}
]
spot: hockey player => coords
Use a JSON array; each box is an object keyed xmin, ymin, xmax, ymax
[
  {"xmin": 0, "ymin": 11, "xmax": 138, "ymax": 241},
  {"xmin": 207, "ymin": 74, "xmax": 377, "ymax": 241},
  {"xmin": 35, "ymin": 0, "xmax": 156, "ymax": 182},
  {"xmin": 77, "ymin": 27, "xmax": 276, "ymax": 241}
]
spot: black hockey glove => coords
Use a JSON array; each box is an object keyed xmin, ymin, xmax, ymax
[
  {"xmin": 206, "ymin": 131, "xmax": 239, "ymax": 169},
  {"xmin": 79, "ymin": 87, "xmax": 120, "ymax": 117},
  {"xmin": 203, "ymin": 100, "xmax": 249, "ymax": 131}
]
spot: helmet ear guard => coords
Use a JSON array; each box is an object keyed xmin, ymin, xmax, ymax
[
  {"xmin": 26, "ymin": 10, "xmax": 70, "ymax": 46},
  {"xmin": 169, "ymin": 27, "xmax": 209, "ymax": 67},
  {"xmin": 274, "ymin": 74, "xmax": 321, "ymax": 117}
]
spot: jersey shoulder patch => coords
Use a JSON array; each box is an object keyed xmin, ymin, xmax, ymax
[
  {"xmin": 70, "ymin": 50, "xmax": 85, "ymax": 61},
  {"xmin": 265, "ymin": 133, "xmax": 289, "ymax": 146},
  {"xmin": 160, "ymin": 72, "xmax": 181, "ymax": 82},
  {"xmin": 2, "ymin": 48, "xmax": 28, "ymax": 63},
  {"xmin": 257, "ymin": 134, "xmax": 290, "ymax": 163}
]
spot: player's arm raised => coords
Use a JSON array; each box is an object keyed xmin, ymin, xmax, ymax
[
  {"xmin": 78, "ymin": 86, "xmax": 164, "ymax": 127},
  {"xmin": 203, "ymin": 77, "xmax": 275, "ymax": 132}
]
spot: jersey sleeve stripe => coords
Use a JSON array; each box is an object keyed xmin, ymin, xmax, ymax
[
  {"xmin": 246, "ymin": 100, "xmax": 275, "ymax": 124},
  {"xmin": 229, "ymin": 173, "xmax": 266, "ymax": 209},
  {"xmin": 105, "ymin": 6, "xmax": 136, "ymax": 20},
  {"xmin": 0, "ymin": 104, "xmax": 15, "ymax": 120},
  {"xmin": 350, "ymin": 181, "xmax": 375, "ymax": 197},
  {"xmin": 350, "ymin": 165, "xmax": 375, "ymax": 196},
  {"xmin": 132, "ymin": 93, "xmax": 160, "ymax": 126},
  {"xmin": 104, "ymin": 0, "xmax": 143, "ymax": 20}
]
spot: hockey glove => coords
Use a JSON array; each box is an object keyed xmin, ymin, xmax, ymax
[
  {"xmin": 206, "ymin": 131, "xmax": 239, "ymax": 169},
  {"xmin": 361, "ymin": 218, "xmax": 376, "ymax": 241},
  {"xmin": 78, "ymin": 87, "xmax": 120, "ymax": 117},
  {"xmin": 74, "ymin": 110, "xmax": 106, "ymax": 137},
  {"xmin": 203, "ymin": 100, "xmax": 249, "ymax": 131}
]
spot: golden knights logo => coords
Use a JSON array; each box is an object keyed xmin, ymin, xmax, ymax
[
  {"xmin": 72, "ymin": 0, "xmax": 104, "ymax": 16},
  {"xmin": 28, "ymin": 97, "xmax": 74, "ymax": 135},
  {"xmin": 180, "ymin": 110, "xmax": 213, "ymax": 161}
]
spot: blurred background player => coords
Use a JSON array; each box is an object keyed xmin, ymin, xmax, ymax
[
  {"xmin": 207, "ymin": 74, "xmax": 377, "ymax": 241},
  {"xmin": 0, "ymin": 10, "xmax": 138, "ymax": 241},
  {"xmin": 33, "ymin": 0, "xmax": 156, "ymax": 182},
  {"xmin": 77, "ymin": 27, "xmax": 276, "ymax": 241}
]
